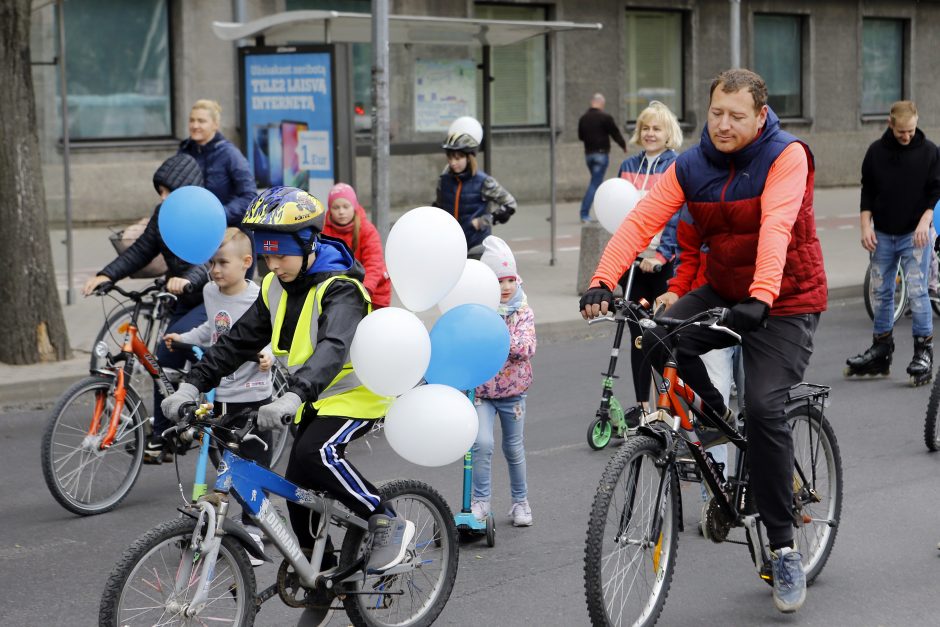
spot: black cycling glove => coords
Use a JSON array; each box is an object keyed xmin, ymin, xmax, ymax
[
  {"xmin": 579, "ymin": 282, "xmax": 614, "ymax": 313},
  {"xmin": 727, "ymin": 297, "xmax": 769, "ymax": 334}
]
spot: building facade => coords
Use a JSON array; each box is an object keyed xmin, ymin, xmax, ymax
[{"xmin": 30, "ymin": 0, "xmax": 940, "ymax": 224}]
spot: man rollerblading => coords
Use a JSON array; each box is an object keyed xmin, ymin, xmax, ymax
[
  {"xmin": 907, "ymin": 335, "xmax": 933, "ymax": 386},
  {"xmin": 844, "ymin": 332, "xmax": 894, "ymax": 378}
]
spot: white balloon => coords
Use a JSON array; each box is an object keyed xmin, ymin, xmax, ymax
[
  {"xmin": 350, "ymin": 308, "xmax": 431, "ymax": 397},
  {"xmin": 594, "ymin": 178, "xmax": 641, "ymax": 235},
  {"xmin": 384, "ymin": 385, "xmax": 479, "ymax": 467},
  {"xmin": 386, "ymin": 207, "xmax": 467, "ymax": 312},
  {"xmin": 447, "ymin": 116, "xmax": 483, "ymax": 144},
  {"xmin": 437, "ymin": 259, "xmax": 500, "ymax": 313}
]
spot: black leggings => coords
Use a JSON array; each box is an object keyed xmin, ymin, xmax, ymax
[
  {"xmin": 285, "ymin": 410, "xmax": 385, "ymax": 550},
  {"xmin": 641, "ymin": 284, "xmax": 819, "ymax": 547},
  {"xmin": 619, "ymin": 259, "xmax": 674, "ymax": 403}
]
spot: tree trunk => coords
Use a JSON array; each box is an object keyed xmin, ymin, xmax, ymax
[{"xmin": 0, "ymin": 0, "xmax": 70, "ymax": 364}]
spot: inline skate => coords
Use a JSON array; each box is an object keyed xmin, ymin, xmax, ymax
[
  {"xmin": 907, "ymin": 335, "xmax": 933, "ymax": 387},
  {"xmin": 844, "ymin": 332, "xmax": 894, "ymax": 378}
]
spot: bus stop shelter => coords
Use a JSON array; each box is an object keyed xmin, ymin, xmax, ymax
[{"xmin": 212, "ymin": 10, "xmax": 602, "ymax": 265}]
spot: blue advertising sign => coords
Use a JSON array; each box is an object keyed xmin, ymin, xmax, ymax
[{"xmin": 240, "ymin": 47, "xmax": 336, "ymax": 203}]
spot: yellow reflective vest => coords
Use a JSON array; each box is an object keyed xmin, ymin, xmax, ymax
[{"xmin": 261, "ymin": 272, "xmax": 391, "ymax": 421}]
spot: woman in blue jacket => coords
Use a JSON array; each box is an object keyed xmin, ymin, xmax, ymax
[
  {"xmin": 177, "ymin": 99, "xmax": 256, "ymax": 227},
  {"xmin": 616, "ymin": 101, "xmax": 684, "ymax": 408}
]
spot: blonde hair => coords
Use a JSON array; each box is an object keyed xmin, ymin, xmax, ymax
[
  {"xmin": 446, "ymin": 151, "xmax": 478, "ymax": 176},
  {"xmin": 889, "ymin": 100, "xmax": 918, "ymax": 126},
  {"xmin": 630, "ymin": 101, "xmax": 683, "ymax": 150},
  {"xmin": 191, "ymin": 99, "xmax": 222, "ymax": 125},
  {"xmin": 218, "ymin": 227, "xmax": 252, "ymax": 258}
]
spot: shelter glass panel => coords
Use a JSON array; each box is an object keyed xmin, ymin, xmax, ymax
[
  {"xmin": 63, "ymin": 0, "xmax": 171, "ymax": 139},
  {"xmin": 862, "ymin": 18, "xmax": 904, "ymax": 115},
  {"xmin": 475, "ymin": 3, "xmax": 549, "ymax": 127},
  {"xmin": 623, "ymin": 10, "xmax": 683, "ymax": 122},
  {"xmin": 753, "ymin": 14, "xmax": 802, "ymax": 118}
]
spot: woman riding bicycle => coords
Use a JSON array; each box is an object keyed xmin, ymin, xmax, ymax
[
  {"xmin": 581, "ymin": 69, "xmax": 826, "ymax": 615},
  {"xmin": 82, "ymin": 153, "xmax": 210, "ymax": 463}
]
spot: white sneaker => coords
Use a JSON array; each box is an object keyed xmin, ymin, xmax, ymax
[
  {"xmin": 246, "ymin": 528, "xmax": 265, "ymax": 567},
  {"xmin": 509, "ymin": 500, "xmax": 532, "ymax": 527},
  {"xmin": 470, "ymin": 500, "xmax": 490, "ymax": 521}
]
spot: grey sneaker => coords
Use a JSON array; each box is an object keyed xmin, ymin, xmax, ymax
[
  {"xmin": 509, "ymin": 500, "xmax": 533, "ymax": 527},
  {"xmin": 366, "ymin": 513, "xmax": 416, "ymax": 574},
  {"xmin": 770, "ymin": 547, "xmax": 806, "ymax": 613},
  {"xmin": 470, "ymin": 500, "xmax": 490, "ymax": 521},
  {"xmin": 697, "ymin": 408, "xmax": 736, "ymax": 449}
]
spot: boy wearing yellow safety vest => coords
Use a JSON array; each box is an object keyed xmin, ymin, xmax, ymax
[{"xmin": 161, "ymin": 187, "xmax": 415, "ymax": 594}]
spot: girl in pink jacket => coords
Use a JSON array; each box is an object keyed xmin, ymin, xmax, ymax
[{"xmin": 472, "ymin": 236, "xmax": 536, "ymax": 527}]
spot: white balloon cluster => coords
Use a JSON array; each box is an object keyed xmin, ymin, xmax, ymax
[{"xmin": 349, "ymin": 184, "xmax": 507, "ymax": 467}]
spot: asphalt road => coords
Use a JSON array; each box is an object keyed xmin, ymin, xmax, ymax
[{"xmin": 1, "ymin": 297, "xmax": 938, "ymax": 626}]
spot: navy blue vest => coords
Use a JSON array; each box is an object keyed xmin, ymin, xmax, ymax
[{"xmin": 439, "ymin": 169, "xmax": 491, "ymax": 248}]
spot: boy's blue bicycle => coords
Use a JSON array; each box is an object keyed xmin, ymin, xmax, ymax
[{"xmin": 98, "ymin": 407, "xmax": 459, "ymax": 626}]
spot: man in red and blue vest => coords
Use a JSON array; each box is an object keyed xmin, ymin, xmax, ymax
[{"xmin": 580, "ymin": 69, "xmax": 826, "ymax": 615}]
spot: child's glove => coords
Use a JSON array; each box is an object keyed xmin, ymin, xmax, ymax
[
  {"xmin": 257, "ymin": 392, "xmax": 303, "ymax": 431},
  {"xmin": 491, "ymin": 206, "xmax": 515, "ymax": 225},
  {"xmin": 161, "ymin": 382, "xmax": 200, "ymax": 423}
]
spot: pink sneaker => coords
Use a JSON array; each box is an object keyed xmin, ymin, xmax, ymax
[{"xmin": 509, "ymin": 500, "xmax": 532, "ymax": 527}]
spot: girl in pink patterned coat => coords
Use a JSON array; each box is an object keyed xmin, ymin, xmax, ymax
[{"xmin": 471, "ymin": 236, "xmax": 537, "ymax": 527}]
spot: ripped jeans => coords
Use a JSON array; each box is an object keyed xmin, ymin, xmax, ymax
[
  {"xmin": 871, "ymin": 230, "xmax": 934, "ymax": 337},
  {"xmin": 471, "ymin": 395, "xmax": 528, "ymax": 503}
]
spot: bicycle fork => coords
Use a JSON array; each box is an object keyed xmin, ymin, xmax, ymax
[{"xmin": 173, "ymin": 499, "xmax": 228, "ymax": 618}]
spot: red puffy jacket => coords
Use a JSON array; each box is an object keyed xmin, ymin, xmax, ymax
[{"xmin": 322, "ymin": 205, "xmax": 392, "ymax": 308}]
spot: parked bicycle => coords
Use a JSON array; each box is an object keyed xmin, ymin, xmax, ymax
[
  {"xmin": 98, "ymin": 405, "xmax": 459, "ymax": 626},
  {"xmin": 41, "ymin": 281, "xmax": 292, "ymax": 516},
  {"xmin": 583, "ymin": 300, "xmax": 843, "ymax": 627},
  {"xmin": 923, "ymin": 371, "xmax": 940, "ymax": 451},
  {"xmin": 863, "ymin": 243, "xmax": 940, "ymax": 323}
]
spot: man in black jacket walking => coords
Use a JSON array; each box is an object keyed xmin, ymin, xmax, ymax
[
  {"xmin": 846, "ymin": 100, "xmax": 940, "ymax": 385},
  {"xmin": 577, "ymin": 94, "xmax": 626, "ymax": 223}
]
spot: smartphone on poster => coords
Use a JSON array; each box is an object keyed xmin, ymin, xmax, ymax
[
  {"xmin": 281, "ymin": 120, "xmax": 310, "ymax": 190},
  {"xmin": 268, "ymin": 124, "xmax": 283, "ymax": 187}
]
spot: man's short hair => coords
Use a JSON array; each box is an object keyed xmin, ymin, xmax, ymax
[
  {"xmin": 889, "ymin": 100, "xmax": 918, "ymax": 125},
  {"xmin": 591, "ymin": 93, "xmax": 605, "ymax": 106},
  {"xmin": 219, "ymin": 227, "xmax": 252, "ymax": 258},
  {"xmin": 709, "ymin": 69, "xmax": 768, "ymax": 112}
]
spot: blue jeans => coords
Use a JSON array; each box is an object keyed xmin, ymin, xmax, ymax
[
  {"xmin": 471, "ymin": 395, "xmax": 528, "ymax": 503},
  {"xmin": 871, "ymin": 230, "xmax": 933, "ymax": 337},
  {"xmin": 152, "ymin": 303, "xmax": 208, "ymax": 436},
  {"xmin": 580, "ymin": 152, "xmax": 609, "ymax": 220}
]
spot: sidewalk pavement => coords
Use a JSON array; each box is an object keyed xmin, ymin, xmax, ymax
[{"xmin": 0, "ymin": 188, "xmax": 867, "ymax": 405}]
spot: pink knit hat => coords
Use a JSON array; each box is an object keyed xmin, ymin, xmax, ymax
[{"xmin": 328, "ymin": 182, "xmax": 358, "ymax": 208}]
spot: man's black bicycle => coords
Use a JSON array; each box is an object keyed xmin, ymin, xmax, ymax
[{"xmin": 583, "ymin": 299, "xmax": 843, "ymax": 626}]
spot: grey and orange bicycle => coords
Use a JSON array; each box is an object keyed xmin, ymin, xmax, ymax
[{"xmin": 583, "ymin": 299, "xmax": 842, "ymax": 626}]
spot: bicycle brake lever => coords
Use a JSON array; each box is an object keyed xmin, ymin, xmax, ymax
[
  {"xmin": 242, "ymin": 433, "xmax": 269, "ymax": 451},
  {"xmin": 587, "ymin": 315, "xmax": 615, "ymax": 325}
]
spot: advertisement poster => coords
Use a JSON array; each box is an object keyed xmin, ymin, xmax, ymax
[
  {"xmin": 414, "ymin": 58, "xmax": 477, "ymax": 132},
  {"xmin": 241, "ymin": 47, "xmax": 335, "ymax": 203}
]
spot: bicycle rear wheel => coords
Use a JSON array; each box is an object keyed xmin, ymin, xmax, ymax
[
  {"xmin": 340, "ymin": 479, "xmax": 459, "ymax": 627},
  {"xmin": 925, "ymin": 375, "xmax": 940, "ymax": 451},
  {"xmin": 41, "ymin": 375, "xmax": 148, "ymax": 515},
  {"xmin": 788, "ymin": 404, "xmax": 843, "ymax": 584},
  {"xmin": 864, "ymin": 260, "xmax": 906, "ymax": 324},
  {"xmin": 584, "ymin": 435, "xmax": 679, "ymax": 627},
  {"xmin": 98, "ymin": 516, "xmax": 257, "ymax": 626}
]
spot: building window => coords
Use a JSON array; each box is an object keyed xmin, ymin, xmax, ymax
[
  {"xmin": 63, "ymin": 0, "xmax": 171, "ymax": 140},
  {"xmin": 623, "ymin": 10, "xmax": 683, "ymax": 122},
  {"xmin": 862, "ymin": 18, "xmax": 904, "ymax": 115},
  {"xmin": 753, "ymin": 14, "xmax": 803, "ymax": 118},
  {"xmin": 475, "ymin": 3, "xmax": 548, "ymax": 127},
  {"xmin": 287, "ymin": 0, "xmax": 372, "ymax": 131}
]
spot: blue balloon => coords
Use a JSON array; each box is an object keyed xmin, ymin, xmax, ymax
[
  {"xmin": 425, "ymin": 303, "xmax": 510, "ymax": 390},
  {"xmin": 934, "ymin": 197, "xmax": 940, "ymax": 234},
  {"xmin": 157, "ymin": 186, "xmax": 226, "ymax": 264}
]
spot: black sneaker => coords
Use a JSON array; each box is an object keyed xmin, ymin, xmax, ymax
[
  {"xmin": 365, "ymin": 513, "xmax": 415, "ymax": 574},
  {"xmin": 143, "ymin": 436, "xmax": 171, "ymax": 465},
  {"xmin": 697, "ymin": 408, "xmax": 736, "ymax": 449}
]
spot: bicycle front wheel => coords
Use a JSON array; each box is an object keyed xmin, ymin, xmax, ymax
[
  {"xmin": 789, "ymin": 404, "xmax": 843, "ymax": 584},
  {"xmin": 584, "ymin": 435, "xmax": 679, "ymax": 627},
  {"xmin": 98, "ymin": 516, "xmax": 257, "ymax": 627},
  {"xmin": 925, "ymin": 375, "xmax": 940, "ymax": 451},
  {"xmin": 89, "ymin": 303, "xmax": 158, "ymax": 372},
  {"xmin": 41, "ymin": 375, "xmax": 148, "ymax": 515},
  {"xmin": 340, "ymin": 479, "xmax": 459, "ymax": 627}
]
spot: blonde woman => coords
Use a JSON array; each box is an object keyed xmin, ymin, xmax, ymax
[
  {"xmin": 616, "ymin": 101, "xmax": 684, "ymax": 408},
  {"xmin": 178, "ymin": 99, "xmax": 256, "ymax": 226}
]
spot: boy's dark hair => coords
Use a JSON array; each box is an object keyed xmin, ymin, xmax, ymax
[
  {"xmin": 153, "ymin": 153, "xmax": 204, "ymax": 194},
  {"xmin": 709, "ymin": 69, "xmax": 768, "ymax": 113}
]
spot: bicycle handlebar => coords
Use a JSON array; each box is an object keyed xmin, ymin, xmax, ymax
[{"xmin": 93, "ymin": 278, "xmax": 192, "ymax": 301}]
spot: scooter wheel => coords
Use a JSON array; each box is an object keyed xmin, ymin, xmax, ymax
[
  {"xmin": 587, "ymin": 418, "xmax": 612, "ymax": 450},
  {"xmin": 485, "ymin": 513, "xmax": 495, "ymax": 547}
]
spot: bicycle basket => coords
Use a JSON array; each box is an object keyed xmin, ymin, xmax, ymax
[{"xmin": 108, "ymin": 218, "xmax": 167, "ymax": 279}]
